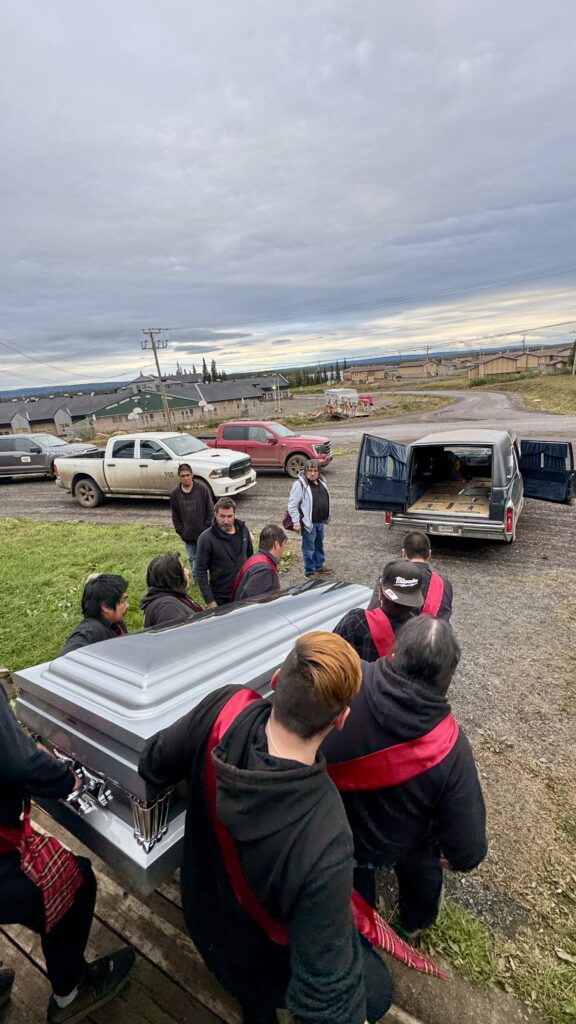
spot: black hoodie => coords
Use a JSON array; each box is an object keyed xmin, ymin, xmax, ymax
[
  {"xmin": 195, "ymin": 519, "xmax": 254, "ymax": 605},
  {"xmin": 0, "ymin": 687, "xmax": 76, "ymax": 828},
  {"xmin": 139, "ymin": 686, "xmax": 366, "ymax": 1024},
  {"xmin": 322, "ymin": 659, "xmax": 487, "ymax": 869},
  {"xmin": 140, "ymin": 588, "xmax": 202, "ymax": 628}
]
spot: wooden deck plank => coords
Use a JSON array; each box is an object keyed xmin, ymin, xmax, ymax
[
  {"xmin": 31, "ymin": 808, "xmax": 239, "ymax": 1023},
  {"xmin": 0, "ymin": 927, "xmax": 50, "ymax": 1024}
]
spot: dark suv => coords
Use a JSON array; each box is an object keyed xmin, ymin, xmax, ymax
[{"xmin": 0, "ymin": 433, "xmax": 97, "ymax": 480}]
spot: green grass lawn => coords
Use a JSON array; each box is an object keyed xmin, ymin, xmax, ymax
[{"xmin": 0, "ymin": 519, "xmax": 204, "ymax": 671}]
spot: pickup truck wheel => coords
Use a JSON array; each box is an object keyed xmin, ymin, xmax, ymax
[
  {"xmin": 285, "ymin": 453, "xmax": 308, "ymax": 478},
  {"xmin": 74, "ymin": 477, "xmax": 105, "ymax": 508}
]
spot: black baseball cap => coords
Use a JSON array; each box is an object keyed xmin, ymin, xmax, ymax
[{"xmin": 380, "ymin": 559, "xmax": 424, "ymax": 608}]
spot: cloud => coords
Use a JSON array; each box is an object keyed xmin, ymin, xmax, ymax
[{"xmin": 1, "ymin": 1, "xmax": 575, "ymax": 388}]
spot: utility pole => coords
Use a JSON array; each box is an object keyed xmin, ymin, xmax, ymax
[{"xmin": 141, "ymin": 329, "xmax": 174, "ymax": 429}]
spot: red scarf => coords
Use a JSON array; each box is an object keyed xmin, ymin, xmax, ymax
[
  {"xmin": 205, "ymin": 689, "xmax": 446, "ymax": 978},
  {"xmin": 0, "ymin": 800, "xmax": 83, "ymax": 933}
]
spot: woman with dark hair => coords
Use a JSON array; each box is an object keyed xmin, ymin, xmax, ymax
[{"xmin": 140, "ymin": 552, "xmax": 202, "ymax": 628}]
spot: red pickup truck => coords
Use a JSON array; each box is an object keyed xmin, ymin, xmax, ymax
[{"xmin": 199, "ymin": 420, "xmax": 332, "ymax": 477}]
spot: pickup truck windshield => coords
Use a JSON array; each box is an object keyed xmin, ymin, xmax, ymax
[
  {"xmin": 264, "ymin": 423, "xmax": 294, "ymax": 437},
  {"xmin": 164, "ymin": 434, "xmax": 208, "ymax": 456}
]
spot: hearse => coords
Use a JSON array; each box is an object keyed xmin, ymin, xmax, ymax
[{"xmin": 356, "ymin": 429, "xmax": 575, "ymax": 542}]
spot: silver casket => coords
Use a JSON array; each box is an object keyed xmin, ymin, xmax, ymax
[{"xmin": 15, "ymin": 581, "xmax": 370, "ymax": 895}]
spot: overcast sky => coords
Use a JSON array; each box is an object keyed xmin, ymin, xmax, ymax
[{"xmin": 1, "ymin": 0, "xmax": 575, "ymax": 389}]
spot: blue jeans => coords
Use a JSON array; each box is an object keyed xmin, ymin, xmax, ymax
[
  {"xmin": 184, "ymin": 541, "xmax": 197, "ymax": 578},
  {"xmin": 302, "ymin": 523, "xmax": 325, "ymax": 575}
]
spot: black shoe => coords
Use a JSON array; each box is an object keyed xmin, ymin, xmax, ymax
[
  {"xmin": 46, "ymin": 947, "xmax": 135, "ymax": 1023},
  {"xmin": 0, "ymin": 968, "xmax": 15, "ymax": 1009}
]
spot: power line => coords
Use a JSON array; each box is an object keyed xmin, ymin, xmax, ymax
[
  {"xmin": 0, "ymin": 335, "xmax": 154, "ymax": 383},
  {"xmin": 158, "ymin": 261, "xmax": 576, "ymax": 334}
]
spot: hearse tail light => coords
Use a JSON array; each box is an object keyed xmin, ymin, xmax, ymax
[
  {"xmin": 385, "ymin": 511, "xmax": 392, "ymax": 525},
  {"xmin": 505, "ymin": 507, "xmax": 514, "ymax": 533}
]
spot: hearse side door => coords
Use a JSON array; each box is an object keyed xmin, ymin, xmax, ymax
[
  {"xmin": 518, "ymin": 440, "xmax": 575, "ymax": 503},
  {"xmin": 356, "ymin": 434, "xmax": 408, "ymax": 511}
]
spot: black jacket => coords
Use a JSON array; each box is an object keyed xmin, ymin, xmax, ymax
[
  {"xmin": 322, "ymin": 659, "xmax": 487, "ymax": 869},
  {"xmin": 369, "ymin": 563, "xmax": 453, "ymax": 621},
  {"xmin": 195, "ymin": 519, "xmax": 254, "ymax": 605},
  {"xmin": 169, "ymin": 481, "xmax": 214, "ymax": 543},
  {"xmin": 233, "ymin": 550, "xmax": 281, "ymax": 602},
  {"xmin": 0, "ymin": 687, "xmax": 76, "ymax": 828},
  {"xmin": 140, "ymin": 588, "xmax": 202, "ymax": 628},
  {"xmin": 139, "ymin": 687, "xmax": 366, "ymax": 1024},
  {"xmin": 60, "ymin": 617, "xmax": 126, "ymax": 656}
]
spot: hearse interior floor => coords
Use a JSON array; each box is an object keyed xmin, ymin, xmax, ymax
[{"xmin": 409, "ymin": 479, "xmax": 491, "ymax": 517}]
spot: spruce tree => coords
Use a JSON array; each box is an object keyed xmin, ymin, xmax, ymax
[{"xmin": 202, "ymin": 358, "xmax": 210, "ymax": 382}]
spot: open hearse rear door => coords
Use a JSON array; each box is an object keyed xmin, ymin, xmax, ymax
[
  {"xmin": 519, "ymin": 440, "xmax": 575, "ymax": 503},
  {"xmin": 356, "ymin": 434, "xmax": 408, "ymax": 511}
]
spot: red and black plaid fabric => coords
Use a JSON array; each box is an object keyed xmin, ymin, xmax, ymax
[
  {"xmin": 351, "ymin": 890, "xmax": 447, "ymax": 979},
  {"xmin": 0, "ymin": 801, "xmax": 83, "ymax": 933}
]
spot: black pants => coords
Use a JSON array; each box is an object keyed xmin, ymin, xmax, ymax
[
  {"xmin": 355, "ymin": 842, "xmax": 443, "ymax": 932},
  {"xmin": 0, "ymin": 852, "xmax": 96, "ymax": 995}
]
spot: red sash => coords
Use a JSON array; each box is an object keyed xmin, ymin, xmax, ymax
[
  {"xmin": 205, "ymin": 690, "xmax": 446, "ymax": 978},
  {"xmin": 422, "ymin": 572, "xmax": 444, "ymax": 617},
  {"xmin": 327, "ymin": 713, "xmax": 459, "ymax": 791},
  {"xmin": 364, "ymin": 608, "xmax": 396, "ymax": 657},
  {"xmin": 231, "ymin": 554, "xmax": 279, "ymax": 601}
]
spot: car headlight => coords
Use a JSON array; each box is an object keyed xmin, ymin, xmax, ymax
[
  {"xmin": 313, "ymin": 444, "xmax": 324, "ymax": 454},
  {"xmin": 209, "ymin": 469, "xmax": 225, "ymax": 478}
]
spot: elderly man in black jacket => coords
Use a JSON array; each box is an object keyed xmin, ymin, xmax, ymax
[
  {"xmin": 323, "ymin": 616, "xmax": 487, "ymax": 935},
  {"xmin": 195, "ymin": 497, "xmax": 253, "ymax": 608},
  {"xmin": 0, "ymin": 686, "xmax": 134, "ymax": 1022}
]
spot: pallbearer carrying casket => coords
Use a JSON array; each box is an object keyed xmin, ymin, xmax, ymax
[
  {"xmin": 0, "ymin": 685, "xmax": 134, "ymax": 1022},
  {"xmin": 139, "ymin": 632, "xmax": 397, "ymax": 1024},
  {"xmin": 323, "ymin": 616, "xmax": 487, "ymax": 936}
]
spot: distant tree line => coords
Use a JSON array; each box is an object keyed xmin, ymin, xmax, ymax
[
  {"xmin": 188, "ymin": 358, "xmax": 348, "ymax": 387},
  {"xmin": 283, "ymin": 359, "xmax": 348, "ymax": 389}
]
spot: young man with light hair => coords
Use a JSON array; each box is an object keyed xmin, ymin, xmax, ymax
[{"xmin": 139, "ymin": 632, "xmax": 394, "ymax": 1024}]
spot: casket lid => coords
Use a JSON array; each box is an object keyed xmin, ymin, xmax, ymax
[{"xmin": 15, "ymin": 582, "xmax": 370, "ymax": 748}]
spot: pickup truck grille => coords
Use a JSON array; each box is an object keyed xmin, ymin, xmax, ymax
[
  {"xmin": 315, "ymin": 442, "xmax": 331, "ymax": 455},
  {"xmin": 229, "ymin": 458, "xmax": 252, "ymax": 479}
]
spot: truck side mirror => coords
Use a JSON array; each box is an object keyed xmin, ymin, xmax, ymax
[
  {"xmin": 267, "ymin": 437, "xmax": 278, "ymax": 445},
  {"xmin": 29, "ymin": 445, "xmax": 42, "ymax": 454},
  {"xmin": 151, "ymin": 451, "xmax": 171, "ymax": 460}
]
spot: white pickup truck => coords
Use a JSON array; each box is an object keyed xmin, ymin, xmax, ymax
[{"xmin": 54, "ymin": 432, "xmax": 257, "ymax": 507}]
